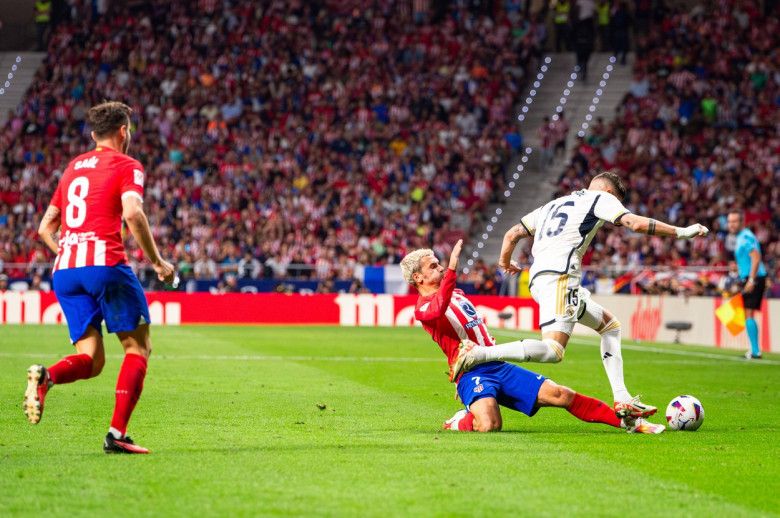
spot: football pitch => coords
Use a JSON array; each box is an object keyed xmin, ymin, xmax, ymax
[{"xmin": 1, "ymin": 325, "xmax": 778, "ymax": 518}]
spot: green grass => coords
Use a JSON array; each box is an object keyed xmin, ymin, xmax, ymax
[{"xmin": 1, "ymin": 325, "xmax": 778, "ymax": 517}]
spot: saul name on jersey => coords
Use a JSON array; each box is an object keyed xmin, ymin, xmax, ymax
[{"xmin": 51, "ymin": 147, "xmax": 145, "ymax": 272}]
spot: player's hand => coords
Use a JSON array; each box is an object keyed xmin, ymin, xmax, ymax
[
  {"xmin": 499, "ymin": 260, "xmax": 522, "ymax": 275},
  {"xmin": 448, "ymin": 239, "xmax": 463, "ymax": 271},
  {"xmin": 153, "ymin": 259, "xmax": 176, "ymax": 284},
  {"xmin": 744, "ymin": 279, "xmax": 755, "ymax": 293},
  {"xmin": 675, "ymin": 223, "xmax": 709, "ymax": 239}
]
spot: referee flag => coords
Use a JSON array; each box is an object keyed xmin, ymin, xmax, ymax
[{"xmin": 715, "ymin": 294, "xmax": 746, "ymax": 336}]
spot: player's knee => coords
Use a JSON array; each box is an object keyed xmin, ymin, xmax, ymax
[
  {"xmin": 539, "ymin": 381, "xmax": 575, "ymax": 407},
  {"xmin": 542, "ymin": 339, "xmax": 565, "ymax": 363},
  {"xmin": 546, "ymin": 384, "xmax": 564, "ymax": 400},
  {"xmin": 555, "ymin": 385, "xmax": 576, "ymax": 406},
  {"xmin": 599, "ymin": 318, "xmax": 621, "ymax": 336},
  {"xmin": 474, "ymin": 416, "xmax": 502, "ymax": 432},
  {"xmin": 134, "ymin": 344, "xmax": 152, "ymax": 359},
  {"xmin": 121, "ymin": 336, "xmax": 152, "ymax": 358},
  {"xmin": 90, "ymin": 356, "xmax": 105, "ymax": 377}
]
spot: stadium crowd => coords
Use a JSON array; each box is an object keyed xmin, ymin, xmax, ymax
[
  {"xmin": 0, "ymin": 0, "xmax": 545, "ymax": 285},
  {"xmin": 545, "ymin": 0, "xmax": 780, "ymax": 297},
  {"xmin": 2, "ymin": 0, "xmax": 778, "ymax": 298}
]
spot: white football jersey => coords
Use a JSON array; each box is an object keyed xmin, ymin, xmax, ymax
[{"xmin": 520, "ymin": 189, "xmax": 629, "ymax": 286}]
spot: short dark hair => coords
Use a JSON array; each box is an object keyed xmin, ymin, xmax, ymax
[
  {"xmin": 727, "ymin": 209, "xmax": 744, "ymax": 221},
  {"xmin": 88, "ymin": 101, "xmax": 132, "ymax": 139},
  {"xmin": 593, "ymin": 171, "xmax": 627, "ymax": 201}
]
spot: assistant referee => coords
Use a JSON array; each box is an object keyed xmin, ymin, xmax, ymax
[{"xmin": 727, "ymin": 210, "xmax": 766, "ymax": 359}]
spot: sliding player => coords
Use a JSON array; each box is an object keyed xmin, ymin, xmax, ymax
[
  {"xmin": 454, "ymin": 171, "xmax": 708, "ymax": 418},
  {"xmin": 401, "ymin": 239, "xmax": 664, "ymax": 434}
]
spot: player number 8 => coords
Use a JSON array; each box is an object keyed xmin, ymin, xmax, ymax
[{"xmin": 66, "ymin": 176, "xmax": 89, "ymax": 228}]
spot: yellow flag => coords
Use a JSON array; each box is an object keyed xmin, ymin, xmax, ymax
[{"xmin": 715, "ymin": 294, "xmax": 746, "ymax": 336}]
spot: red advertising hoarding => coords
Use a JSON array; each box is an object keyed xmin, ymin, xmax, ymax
[{"xmin": 0, "ymin": 291, "xmax": 540, "ymax": 331}]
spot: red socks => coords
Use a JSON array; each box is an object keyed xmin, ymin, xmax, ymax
[
  {"xmin": 567, "ymin": 393, "xmax": 621, "ymax": 428},
  {"xmin": 458, "ymin": 412, "xmax": 476, "ymax": 431},
  {"xmin": 110, "ymin": 354, "xmax": 148, "ymax": 436},
  {"xmin": 48, "ymin": 354, "xmax": 93, "ymax": 384}
]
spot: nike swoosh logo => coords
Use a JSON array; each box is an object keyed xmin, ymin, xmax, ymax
[{"xmin": 536, "ymin": 375, "xmax": 542, "ymax": 380}]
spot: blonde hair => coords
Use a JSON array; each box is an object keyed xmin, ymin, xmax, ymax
[{"xmin": 400, "ymin": 248, "xmax": 435, "ymax": 287}]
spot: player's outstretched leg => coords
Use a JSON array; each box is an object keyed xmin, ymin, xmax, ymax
[
  {"xmin": 23, "ymin": 365, "xmax": 52, "ymax": 424},
  {"xmin": 565, "ymin": 391, "xmax": 622, "ymax": 428},
  {"xmin": 450, "ymin": 336, "xmax": 567, "ymax": 381},
  {"xmin": 537, "ymin": 380, "xmax": 664, "ymax": 434}
]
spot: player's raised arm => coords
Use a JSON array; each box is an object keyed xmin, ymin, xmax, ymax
[
  {"xmin": 448, "ymin": 239, "xmax": 463, "ymax": 272},
  {"xmin": 618, "ymin": 213, "xmax": 709, "ymax": 239},
  {"xmin": 588, "ymin": 172, "xmax": 708, "ymax": 239},
  {"xmin": 498, "ymin": 222, "xmax": 531, "ymax": 275},
  {"xmin": 122, "ymin": 195, "xmax": 175, "ymax": 282},
  {"xmin": 415, "ymin": 240, "xmax": 462, "ymax": 320},
  {"xmin": 402, "ymin": 240, "xmax": 462, "ymax": 322}
]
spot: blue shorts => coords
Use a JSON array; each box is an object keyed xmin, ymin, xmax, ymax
[
  {"xmin": 53, "ymin": 264, "xmax": 150, "ymax": 344},
  {"xmin": 456, "ymin": 362, "xmax": 546, "ymax": 417}
]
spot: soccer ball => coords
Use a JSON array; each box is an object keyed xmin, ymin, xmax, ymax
[{"xmin": 665, "ymin": 395, "xmax": 705, "ymax": 431}]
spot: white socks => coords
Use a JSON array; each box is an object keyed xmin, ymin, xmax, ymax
[
  {"xmin": 108, "ymin": 427, "xmax": 124, "ymax": 440},
  {"xmin": 483, "ymin": 339, "xmax": 565, "ymax": 364},
  {"xmin": 600, "ymin": 319, "xmax": 631, "ymax": 402}
]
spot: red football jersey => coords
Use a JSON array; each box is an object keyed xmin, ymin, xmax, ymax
[
  {"xmin": 414, "ymin": 269, "xmax": 496, "ymax": 369},
  {"xmin": 50, "ymin": 147, "xmax": 144, "ymax": 271}
]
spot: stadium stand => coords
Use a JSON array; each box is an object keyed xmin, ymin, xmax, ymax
[
  {"xmin": 0, "ymin": 0, "xmax": 546, "ymax": 288},
  {"xmin": 546, "ymin": 0, "xmax": 779, "ymax": 297},
  {"xmin": 1, "ymin": 0, "xmax": 777, "ymax": 298}
]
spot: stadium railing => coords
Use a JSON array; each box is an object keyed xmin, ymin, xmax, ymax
[{"xmin": 1, "ymin": 262, "xmax": 770, "ymax": 298}]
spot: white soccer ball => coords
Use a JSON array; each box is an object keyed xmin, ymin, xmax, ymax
[{"xmin": 665, "ymin": 395, "xmax": 705, "ymax": 431}]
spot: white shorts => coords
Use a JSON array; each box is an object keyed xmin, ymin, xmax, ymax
[{"xmin": 530, "ymin": 273, "xmax": 596, "ymax": 335}]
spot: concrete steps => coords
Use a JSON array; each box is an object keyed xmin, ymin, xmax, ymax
[
  {"xmin": 466, "ymin": 52, "xmax": 634, "ymax": 273},
  {"xmin": 0, "ymin": 52, "xmax": 46, "ymax": 124}
]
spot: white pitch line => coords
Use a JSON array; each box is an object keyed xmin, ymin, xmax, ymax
[
  {"xmin": 492, "ymin": 330, "xmax": 780, "ymax": 365},
  {"xmin": 0, "ymin": 352, "xmax": 442, "ymax": 363},
  {"xmin": 156, "ymin": 355, "xmax": 442, "ymax": 362},
  {"xmin": 2, "ymin": 335, "xmax": 778, "ymax": 365},
  {"xmin": 0, "ymin": 352, "xmax": 741, "ymax": 367}
]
